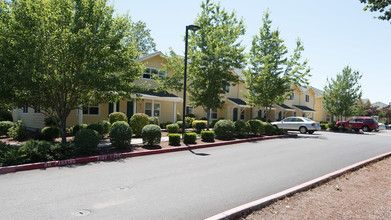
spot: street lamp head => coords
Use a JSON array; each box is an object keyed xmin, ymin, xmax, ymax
[{"xmin": 187, "ymin": 25, "xmax": 201, "ymax": 31}]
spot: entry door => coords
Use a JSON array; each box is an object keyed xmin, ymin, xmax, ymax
[
  {"xmin": 233, "ymin": 108, "xmax": 238, "ymax": 122},
  {"xmin": 127, "ymin": 101, "xmax": 134, "ymax": 122}
]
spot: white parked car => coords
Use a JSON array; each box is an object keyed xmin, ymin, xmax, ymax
[
  {"xmin": 378, "ymin": 123, "xmax": 386, "ymax": 130},
  {"xmin": 271, "ymin": 117, "xmax": 321, "ymax": 134}
]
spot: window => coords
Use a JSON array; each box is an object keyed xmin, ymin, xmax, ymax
[
  {"xmin": 145, "ymin": 102, "xmax": 160, "ymax": 117},
  {"xmin": 293, "ymin": 112, "xmax": 297, "ymax": 117},
  {"xmin": 225, "ymin": 85, "xmax": 230, "ymax": 93},
  {"xmin": 208, "ymin": 109, "xmax": 218, "ymax": 120},
  {"xmin": 185, "ymin": 106, "xmax": 194, "ymax": 115},
  {"xmin": 289, "ymin": 93, "xmax": 295, "ymax": 101},
  {"xmin": 83, "ymin": 106, "xmax": 99, "ymax": 115},
  {"xmin": 305, "ymin": 95, "xmax": 310, "ymax": 102},
  {"xmin": 326, "ymin": 115, "xmax": 331, "ymax": 122},
  {"xmin": 34, "ymin": 106, "xmax": 40, "ymax": 114},
  {"xmin": 143, "ymin": 67, "xmax": 166, "ymax": 79},
  {"xmin": 240, "ymin": 109, "xmax": 245, "ymax": 120},
  {"xmin": 22, "ymin": 106, "xmax": 28, "ymax": 114}
]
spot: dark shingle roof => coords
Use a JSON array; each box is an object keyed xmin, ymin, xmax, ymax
[
  {"xmin": 227, "ymin": 98, "xmax": 247, "ymax": 106},
  {"xmin": 293, "ymin": 105, "xmax": 316, "ymax": 112},
  {"xmin": 276, "ymin": 103, "xmax": 294, "ymax": 110},
  {"xmin": 138, "ymin": 89, "xmax": 178, "ymax": 98}
]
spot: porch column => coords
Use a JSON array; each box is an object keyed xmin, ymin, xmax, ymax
[
  {"xmin": 173, "ymin": 102, "xmax": 177, "ymax": 123},
  {"xmin": 133, "ymin": 100, "xmax": 137, "ymax": 114},
  {"xmin": 151, "ymin": 99, "xmax": 155, "ymax": 117},
  {"xmin": 78, "ymin": 104, "xmax": 83, "ymax": 125},
  {"xmin": 113, "ymin": 102, "xmax": 117, "ymax": 112}
]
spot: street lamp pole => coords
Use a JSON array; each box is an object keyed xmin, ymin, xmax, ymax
[{"xmin": 182, "ymin": 25, "xmax": 201, "ymax": 138}]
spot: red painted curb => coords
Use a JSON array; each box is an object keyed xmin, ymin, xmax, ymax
[
  {"xmin": 205, "ymin": 151, "xmax": 391, "ymax": 220},
  {"xmin": 0, "ymin": 134, "xmax": 297, "ymax": 175}
]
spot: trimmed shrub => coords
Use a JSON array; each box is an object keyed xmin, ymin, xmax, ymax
[
  {"xmin": 142, "ymin": 124, "xmax": 161, "ymax": 146},
  {"xmin": 184, "ymin": 132, "xmax": 197, "ymax": 144},
  {"xmin": 19, "ymin": 140, "xmax": 54, "ymax": 163},
  {"xmin": 41, "ymin": 126, "xmax": 60, "ymax": 141},
  {"xmin": 50, "ymin": 142, "xmax": 75, "ymax": 160},
  {"xmin": 8, "ymin": 120, "xmax": 29, "ymax": 141},
  {"xmin": 273, "ymin": 127, "xmax": 287, "ymax": 135},
  {"xmin": 185, "ymin": 117, "xmax": 194, "ymax": 128},
  {"xmin": 0, "ymin": 142, "xmax": 21, "ymax": 166},
  {"xmin": 185, "ymin": 113, "xmax": 196, "ymax": 118},
  {"xmin": 148, "ymin": 116, "xmax": 160, "ymax": 125},
  {"xmin": 74, "ymin": 129, "xmax": 100, "ymax": 154},
  {"xmin": 71, "ymin": 124, "xmax": 87, "ymax": 136},
  {"xmin": 210, "ymin": 119, "xmax": 219, "ymax": 128},
  {"xmin": 0, "ymin": 109, "xmax": 12, "ymax": 122},
  {"xmin": 0, "ymin": 121, "xmax": 14, "ymax": 136},
  {"xmin": 168, "ymin": 133, "xmax": 181, "ymax": 146},
  {"xmin": 87, "ymin": 123, "xmax": 105, "ymax": 137},
  {"xmin": 327, "ymin": 122, "xmax": 337, "ymax": 130},
  {"xmin": 176, "ymin": 121, "xmax": 183, "ymax": 129},
  {"xmin": 130, "ymin": 113, "xmax": 149, "ymax": 136},
  {"xmin": 167, "ymin": 123, "xmax": 180, "ymax": 133},
  {"xmin": 160, "ymin": 121, "xmax": 172, "ymax": 129},
  {"xmin": 109, "ymin": 121, "xmax": 132, "ymax": 149},
  {"xmin": 192, "ymin": 120, "xmax": 207, "ymax": 133},
  {"xmin": 248, "ymin": 119, "xmax": 264, "ymax": 136},
  {"xmin": 201, "ymin": 131, "xmax": 214, "ymax": 142},
  {"xmin": 213, "ymin": 119, "xmax": 235, "ymax": 139},
  {"xmin": 263, "ymin": 122, "xmax": 274, "ymax": 135},
  {"xmin": 109, "ymin": 112, "xmax": 128, "ymax": 124},
  {"xmin": 95, "ymin": 120, "xmax": 111, "ymax": 135},
  {"xmin": 44, "ymin": 116, "xmax": 59, "ymax": 127},
  {"xmin": 320, "ymin": 123, "xmax": 327, "ymax": 130},
  {"xmin": 234, "ymin": 120, "xmax": 250, "ymax": 137}
]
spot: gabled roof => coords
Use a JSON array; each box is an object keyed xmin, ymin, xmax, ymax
[
  {"xmin": 275, "ymin": 103, "xmax": 295, "ymax": 111},
  {"xmin": 373, "ymin": 101, "xmax": 388, "ymax": 109},
  {"xmin": 292, "ymin": 105, "xmax": 316, "ymax": 112},
  {"xmin": 137, "ymin": 89, "xmax": 182, "ymax": 102},
  {"xmin": 296, "ymin": 86, "xmax": 324, "ymax": 97},
  {"xmin": 227, "ymin": 98, "xmax": 251, "ymax": 108},
  {"xmin": 137, "ymin": 51, "xmax": 165, "ymax": 62}
]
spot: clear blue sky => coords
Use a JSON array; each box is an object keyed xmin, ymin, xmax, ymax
[{"xmin": 113, "ymin": 0, "xmax": 391, "ymax": 105}]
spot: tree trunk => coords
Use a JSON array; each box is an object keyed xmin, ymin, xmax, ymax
[{"xmin": 206, "ymin": 108, "xmax": 211, "ymax": 130}]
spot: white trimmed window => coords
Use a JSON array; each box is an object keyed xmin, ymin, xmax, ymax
[
  {"xmin": 185, "ymin": 106, "xmax": 194, "ymax": 115},
  {"xmin": 240, "ymin": 109, "xmax": 245, "ymax": 120},
  {"xmin": 305, "ymin": 95, "xmax": 310, "ymax": 102},
  {"xmin": 34, "ymin": 106, "xmax": 41, "ymax": 114},
  {"xmin": 145, "ymin": 102, "xmax": 160, "ymax": 117},
  {"xmin": 22, "ymin": 106, "xmax": 28, "ymax": 114},
  {"xmin": 209, "ymin": 109, "xmax": 218, "ymax": 120},
  {"xmin": 143, "ymin": 67, "xmax": 166, "ymax": 79},
  {"xmin": 83, "ymin": 106, "xmax": 99, "ymax": 115},
  {"xmin": 289, "ymin": 93, "xmax": 295, "ymax": 101}
]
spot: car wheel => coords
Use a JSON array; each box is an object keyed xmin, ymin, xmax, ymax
[
  {"xmin": 308, "ymin": 131, "xmax": 314, "ymax": 134},
  {"xmin": 362, "ymin": 126, "xmax": 369, "ymax": 132},
  {"xmin": 299, "ymin": 126, "xmax": 307, "ymax": 134},
  {"xmin": 273, "ymin": 125, "xmax": 278, "ymax": 129}
]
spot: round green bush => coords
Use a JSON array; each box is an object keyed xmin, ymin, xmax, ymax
[
  {"xmin": 44, "ymin": 116, "xmax": 59, "ymax": 127},
  {"xmin": 160, "ymin": 121, "xmax": 172, "ymax": 129},
  {"xmin": 87, "ymin": 123, "xmax": 105, "ymax": 137},
  {"xmin": 201, "ymin": 131, "xmax": 215, "ymax": 142},
  {"xmin": 192, "ymin": 120, "xmax": 207, "ymax": 133},
  {"xmin": 109, "ymin": 121, "xmax": 132, "ymax": 149},
  {"xmin": 97, "ymin": 120, "xmax": 111, "ymax": 135},
  {"xmin": 167, "ymin": 123, "xmax": 180, "ymax": 133},
  {"xmin": 141, "ymin": 124, "xmax": 161, "ymax": 146},
  {"xmin": 184, "ymin": 132, "xmax": 197, "ymax": 144},
  {"xmin": 130, "ymin": 113, "xmax": 149, "ymax": 136},
  {"xmin": 210, "ymin": 119, "xmax": 219, "ymax": 128},
  {"xmin": 50, "ymin": 142, "xmax": 75, "ymax": 160},
  {"xmin": 248, "ymin": 119, "xmax": 264, "ymax": 136},
  {"xmin": 327, "ymin": 122, "xmax": 337, "ymax": 129},
  {"xmin": 263, "ymin": 122, "xmax": 274, "ymax": 135},
  {"xmin": 41, "ymin": 126, "xmax": 60, "ymax": 141},
  {"xmin": 234, "ymin": 120, "xmax": 250, "ymax": 137},
  {"xmin": 176, "ymin": 121, "xmax": 183, "ymax": 129},
  {"xmin": 168, "ymin": 133, "xmax": 181, "ymax": 146},
  {"xmin": 148, "ymin": 117, "xmax": 160, "ymax": 125},
  {"xmin": 0, "ymin": 141, "xmax": 21, "ymax": 166},
  {"xmin": 19, "ymin": 140, "xmax": 54, "ymax": 163},
  {"xmin": 71, "ymin": 124, "xmax": 87, "ymax": 136},
  {"xmin": 74, "ymin": 129, "xmax": 100, "ymax": 154},
  {"xmin": 213, "ymin": 119, "xmax": 235, "ymax": 139},
  {"xmin": 0, "ymin": 121, "xmax": 14, "ymax": 136},
  {"xmin": 8, "ymin": 120, "xmax": 28, "ymax": 141},
  {"xmin": 109, "ymin": 112, "xmax": 128, "ymax": 124}
]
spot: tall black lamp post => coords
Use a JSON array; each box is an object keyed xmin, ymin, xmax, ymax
[{"xmin": 182, "ymin": 24, "xmax": 201, "ymax": 138}]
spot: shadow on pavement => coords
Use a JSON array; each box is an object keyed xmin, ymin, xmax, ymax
[{"xmin": 188, "ymin": 149, "xmax": 210, "ymax": 156}]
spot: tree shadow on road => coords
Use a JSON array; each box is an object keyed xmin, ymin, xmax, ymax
[{"xmin": 188, "ymin": 149, "xmax": 210, "ymax": 156}]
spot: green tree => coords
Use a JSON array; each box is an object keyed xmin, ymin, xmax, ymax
[
  {"xmin": 129, "ymin": 20, "xmax": 156, "ymax": 54},
  {"xmin": 354, "ymin": 103, "xmax": 368, "ymax": 116},
  {"xmin": 157, "ymin": 0, "xmax": 246, "ymax": 129},
  {"xmin": 243, "ymin": 11, "xmax": 310, "ymax": 120},
  {"xmin": 323, "ymin": 66, "xmax": 363, "ymax": 121},
  {"xmin": 360, "ymin": 0, "xmax": 391, "ymax": 22},
  {"xmin": 0, "ymin": 0, "xmax": 143, "ymax": 143}
]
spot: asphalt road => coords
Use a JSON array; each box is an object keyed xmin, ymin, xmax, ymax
[{"xmin": 1, "ymin": 131, "xmax": 391, "ymax": 220}]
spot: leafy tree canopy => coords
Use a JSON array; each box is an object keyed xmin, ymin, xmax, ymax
[
  {"xmin": 360, "ymin": 0, "xmax": 391, "ymax": 22},
  {"xmin": 0, "ymin": 0, "xmax": 144, "ymax": 142},
  {"xmin": 243, "ymin": 10, "xmax": 310, "ymax": 119},
  {"xmin": 323, "ymin": 66, "xmax": 363, "ymax": 120},
  {"xmin": 129, "ymin": 20, "xmax": 156, "ymax": 54}
]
